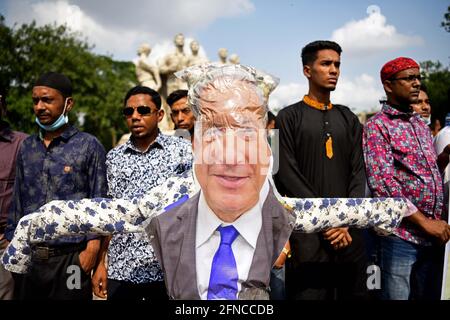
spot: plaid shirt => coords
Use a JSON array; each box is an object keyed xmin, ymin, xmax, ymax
[{"xmin": 363, "ymin": 103, "xmax": 444, "ymax": 245}]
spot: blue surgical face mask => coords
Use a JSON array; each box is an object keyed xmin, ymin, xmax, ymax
[
  {"xmin": 35, "ymin": 98, "xmax": 69, "ymax": 131},
  {"xmin": 413, "ymin": 111, "xmax": 431, "ymax": 126},
  {"xmin": 422, "ymin": 116, "xmax": 431, "ymax": 126}
]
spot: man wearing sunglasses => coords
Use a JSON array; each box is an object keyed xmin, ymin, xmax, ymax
[
  {"xmin": 363, "ymin": 57, "xmax": 450, "ymax": 300},
  {"xmin": 92, "ymin": 86, "xmax": 192, "ymax": 300}
]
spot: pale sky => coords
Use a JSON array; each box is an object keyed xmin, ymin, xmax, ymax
[{"xmin": 1, "ymin": 0, "xmax": 449, "ymax": 113}]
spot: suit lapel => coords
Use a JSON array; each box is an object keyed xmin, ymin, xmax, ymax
[
  {"xmin": 240, "ymin": 186, "xmax": 294, "ymax": 299},
  {"xmin": 171, "ymin": 192, "xmax": 201, "ymax": 299},
  {"xmin": 152, "ymin": 186, "xmax": 294, "ymax": 300}
]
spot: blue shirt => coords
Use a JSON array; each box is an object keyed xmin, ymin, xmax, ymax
[
  {"xmin": 5, "ymin": 125, "xmax": 108, "ymax": 243},
  {"xmin": 106, "ymin": 133, "xmax": 192, "ymax": 283}
]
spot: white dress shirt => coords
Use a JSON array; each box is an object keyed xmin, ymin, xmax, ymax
[{"xmin": 195, "ymin": 179, "xmax": 270, "ymax": 300}]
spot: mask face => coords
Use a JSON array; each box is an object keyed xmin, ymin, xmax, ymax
[
  {"xmin": 35, "ymin": 98, "xmax": 69, "ymax": 131},
  {"xmin": 422, "ymin": 115, "xmax": 431, "ymax": 126},
  {"xmin": 412, "ymin": 110, "xmax": 431, "ymax": 126}
]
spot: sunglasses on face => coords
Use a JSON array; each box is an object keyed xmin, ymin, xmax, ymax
[{"xmin": 122, "ymin": 105, "xmax": 158, "ymax": 117}]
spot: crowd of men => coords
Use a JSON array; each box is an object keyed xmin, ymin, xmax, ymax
[{"xmin": 0, "ymin": 40, "xmax": 449, "ymax": 301}]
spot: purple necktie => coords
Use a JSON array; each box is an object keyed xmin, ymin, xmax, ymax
[{"xmin": 207, "ymin": 225, "xmax": 239, "ymax": 300}]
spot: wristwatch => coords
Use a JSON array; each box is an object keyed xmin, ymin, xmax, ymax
[{"xmin": 282, "ymin": 247, "xmax": 291, "ymax": 258}]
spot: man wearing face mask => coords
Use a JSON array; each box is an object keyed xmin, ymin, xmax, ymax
[
  {"xmin": 5, "ymin": 72, "xmax": 108, "ymax": 300},
  {"xmin": 411, "ymin": 85, "xmax": 443, "ymax": 138},
  {"xmin": 411, "ymin": 84, "xmax": 432, "ymax": 127}
]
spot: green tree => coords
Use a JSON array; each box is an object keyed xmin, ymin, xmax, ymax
[
  {"xmin": 0, "ymin": 15, "xmax": 136, "ymax": 150},
  {"xmin": 420, "ymin": 60, "xmax": 450, "ymax": 123},
  {"xmin": 442, "ymin": 5, "xmax": 450, "ymax": 32}
]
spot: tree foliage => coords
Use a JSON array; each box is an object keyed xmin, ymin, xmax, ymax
[
  {"xmin": 0, "ymin": 15, "xmax": 137, "ymax": 150},
  {"xmin": 442, "ymin": 5, "xmax": 450, "ymax": 32}
]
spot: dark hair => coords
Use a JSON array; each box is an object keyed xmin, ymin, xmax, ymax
[
  {"xmin": 268, "ymin": 110, "xmax": 276, "ymax": 122},
  {"xmin": 301, "ymin": 40, "xmax": 342, "ymax": 66},
  {"xmin": 123, "ymin": 86, "xmax": 161, "ymax": 109},
  {"xmin": 420, "ymin": 83, "xmax": 428, "ymax": 94},
  {"xmin": 166, "ymin": 90, "xmax": 188, "ymax": 107}
]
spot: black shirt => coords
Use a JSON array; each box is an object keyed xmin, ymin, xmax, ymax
[{"xmin": 273, "ymin": 100, "xmax": 365, "ymax": 198}]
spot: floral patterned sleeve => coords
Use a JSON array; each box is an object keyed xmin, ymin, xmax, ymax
[
  {"xmin": 2, "ymin": 172, "xmax": 197, "ymax": 274},
  {"xmin": 281, "ymin": 197, "xmax": 410, "ymax": 234},
  {"xmin": 2, "ymin": 172, "xmax": 412, "ymax": 274}
]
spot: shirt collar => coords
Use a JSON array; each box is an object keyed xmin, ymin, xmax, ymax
[
  {"xmin": 303, "ymin": 95, "xmax": 333, "ymax": 111},
  {"xmin": 38, "ymin": 125, "xmax": 78, "ymax": 141},
  {"xmin": 125, "ymin": 131, "xmax": 164, "ymax": 153},
  {"xmin": 382, "ymin": 102, "xmax": 414, "ymax": 118},
  {"xmin": 195, "ymin": 177, "xmax": 269, "ymax": 249},
  {"xmin": 0, "ymin": 121, "xmax": 13, "ymax": 142}
]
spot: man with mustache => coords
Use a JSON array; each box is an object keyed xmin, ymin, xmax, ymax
[
  {"xmin": 167, "ymin": 89, "xmax": 195, "ymax": 142},
  {"xmin": 5, "ymin": 72, "xmax": 108, "ymax": 299},
  {"xmin": 411, "ymin": 84, "xmax": 432, "ymax": 127},
  {"xmin": 363, "ymin": 57, "xmax": 450, "ymax": 300},
  {"xmin": 92, "ymin": 86, "xmax": 192, "ymax": 301},
  {"xmin": 274, "ymin": 40, "xmax": 368, "ymax": 300}
]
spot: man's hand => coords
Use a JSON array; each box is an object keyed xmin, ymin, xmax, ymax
[
  {"xmin": 274, "ymin": 241, "xmax": 290, "ymax": 269},
  {"xmin": 92, "ymin": 261, "xmax": 108, "ymax": 299},
  {"xmin": 78, "ymin": 239, "xmax": 100, "ymax": 274},
  {"xmin": 405, "ymin": 211, "xmax": 450, "ymax": 244},
  {"xmin": 273, "ymin": 252, "xmax": 287, "ymax": 269},
  {"xmin": 323, "ymin": 227, "xmax": 352, "ymax": 250},
  {"xmin": 420, "ymin": 219, "xmax": 450, "ymax": 244}
]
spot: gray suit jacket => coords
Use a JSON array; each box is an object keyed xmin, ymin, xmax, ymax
[{"xmin": 145, "ymin": 186, "xmax": 295, "ymax": 300}]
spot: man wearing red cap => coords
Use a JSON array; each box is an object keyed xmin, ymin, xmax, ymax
[{"xmin": 363, "ymin": 57, "xmax": 450, "ymax": 300}]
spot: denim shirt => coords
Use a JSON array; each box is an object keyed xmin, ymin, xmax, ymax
[{"xmin": 5, "ymin": 125, "xmax": 108, "ymax": 244}]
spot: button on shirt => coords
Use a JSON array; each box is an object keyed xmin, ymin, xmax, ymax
[
  {"xmin": 195, "ymin": 178, "xmax": 269, "ymax": 300},
  {"xmin": 5, "ymin": 125, "xmax": 108, "ymax": 243},
  {"xmin": 106, "ymin": 133, "xmax": 192, "ymax": 283},
  {"xmin": 363, "ymin": 103, "xmax": 444, "ymax": 245}
]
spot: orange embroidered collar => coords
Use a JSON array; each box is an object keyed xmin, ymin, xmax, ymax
[{"xmin": 303, "ymin": 95, "xmax": 333, "ymax": 111}]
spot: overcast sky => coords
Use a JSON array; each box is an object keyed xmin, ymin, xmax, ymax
[{"xmin": 1, "ymin": 0, "xmax": 449, "ymax": 113}]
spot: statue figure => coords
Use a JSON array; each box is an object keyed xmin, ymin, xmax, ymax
[
  {"xmin": 158, "ymin": 33, "xmax": 189, "ymax": 96},
  {"xmin": 217, "ymin": 48, "xmax": 228, "ymax": 65},
  {"xmin": 187, "ymin": 40, "xmax": 209, "ymax": 67},
  {"xmin": 228, "ymin": 53, "xmax": 240, "ymax": 65},
  {"xmin": 135, "ymin": 43, "xmax": 162, "ymax": 91}
]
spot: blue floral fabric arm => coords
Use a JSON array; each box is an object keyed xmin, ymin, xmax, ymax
[
  {"xmin": 280, "ymin": 197, "xmax": 408, "ymax": 234},
  {"xmin": 2, "ymin": 173, "xmax": 198, "ymax": 274},
  {"xmin": 2, "ymin": 172, "xmax": 411, "ymax": 274}
]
